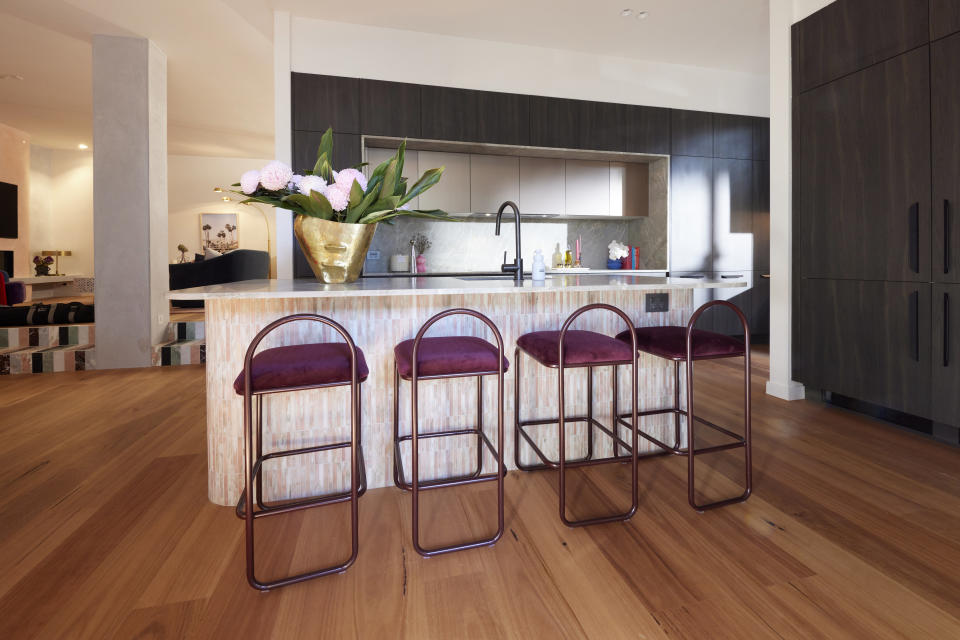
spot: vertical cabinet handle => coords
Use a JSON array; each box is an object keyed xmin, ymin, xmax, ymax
[
  {"xmin": 945, "ymin": 200, "xmax": 952, "ymax": 275},
  {"xmin": 945, "ymin": 292, "xmax": 951, "ymax": 368},
  {"xmin": 909, "ymin": 202, "xmax": 920, "ymax": 274},
  {"xmin": 909, "ymin": 290, "xmax": 920, "ymax": 362}
]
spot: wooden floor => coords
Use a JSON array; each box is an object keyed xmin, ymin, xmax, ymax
[{"xmin": 0, "ymin": 350, "xmax": 958, "ymax": 639}]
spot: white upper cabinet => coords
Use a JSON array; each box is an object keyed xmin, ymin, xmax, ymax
[
  {"xmin": 470, "ymin": 154, "xmax": 520, "ymax": 214},
  {"xmin": 418, "ymin": 151, "xmax": 470, "ymax": 214},
  {"xmin": 519, "ymin": 157, "xmax": 565, "ymax": 215},
  {"xmin": 564, "ymin": 160, "xmax": 610, "ymax": 216}
]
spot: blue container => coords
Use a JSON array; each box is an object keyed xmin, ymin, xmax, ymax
[{"xmin": 606, "ymin": 259, "xmax": 622, "ymax": 270}]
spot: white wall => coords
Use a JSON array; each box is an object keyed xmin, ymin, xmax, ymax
[
  {"xmin": 290, "ymin": 17, "xmax": 770, "ymax": 117},
  {"xmin": 0, "ymin": 123, "xmax": 31, "ymax": 276},
  {"xmin": 29, "ymin": 146, "xmax": 94, "ymax": 275},
  {"xmin": 167, "ymin": 154, "xmax": 275, "ymax": 268},
  {"xmin": 766, "ymin": 0, "xmax": 835, "ymax": 401}
]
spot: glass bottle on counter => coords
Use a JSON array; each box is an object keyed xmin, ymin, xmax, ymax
[
  {"xmin": 552, "ymin": 244, "xmax": 564, "ymax": 269},
  {"xmin": 563, "ymin": 246, "xmax": 573, "ymax": 268}
]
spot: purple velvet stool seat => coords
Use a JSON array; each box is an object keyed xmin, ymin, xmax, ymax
[
  {"xmin": 394, "ymin": 336, "xmax": 508, "ymax": 380},
  {"xmin": 233, "ymin": 343, "xmax": 369, "ymax": 394},
  {"xmin": 517, "ymin": 330, "xmax": 634, "ymax": 367},
  {"xmin": 514, "ymin": 304, "xmax": 640, "ymax": 528},
  {"xmin": 615, "ymin": 326, "xmax": 745, "ymax": 361},
  {"xmin": 614, "ymin": 300, "xmax": 752, "ymax": 513},
  {"xmin": 234, "ymin": 314, "xmax": 367, "ymax": 591},
  {"xmin": 393, "ymin": 309, "xmax": 507, "ymax": 558}
]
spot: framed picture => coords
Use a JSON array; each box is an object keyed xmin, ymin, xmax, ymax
[{"xmin": 200, "ymin": 213, "xmax": 239, "ymax": 252}]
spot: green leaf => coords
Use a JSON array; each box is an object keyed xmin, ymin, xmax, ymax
[
  {"xmin": 317, "ymin": 128, "xmax": 334, "ymax": 163},
  {"xmin": 282, "ymin": 193, "xmax": 321, "ymax": 217},
  {"xmin": 381, "ymin": 157, "xmax": 399, "ymax": 199},
  {"xmin": 308, "ymin": 189, "xmax": 335, "ymax": 220},
  {"xmin": 230, "ymin": 182, "xmax": 240, "ymax": 187},
  {"xmin": 399, "ymin": 167, "xmax": 445, "ymax": 206},
  {"xmin": 392, "ymin": 141, "xmax": 406, "ymax": 194},
  {"xmin": 348, "ymin": 179, "xmax": 364, "ymax": 209},
  {"xmin": 344, "ymin": 187, "xmax": 379, "ymax": 224}
]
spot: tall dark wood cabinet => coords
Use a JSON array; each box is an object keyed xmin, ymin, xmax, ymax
[
  {"xmin": 795, "ymin": 0, "xmax": 960, "ymax": 443},
  {"xmin": 799, "ymin": 47, "xmax": 931, "ymax": 282},
  {"xmin": 932, "ymin": 33, "xmax": 960, "ymax": 282},
  {"xmin": 801, "ymin": 280, "xmax": 931, "ymax": 418},
  {"xmin": 930, "ymin": 0, "xmax": 960, "ymax": 40},
  {"xmin": 794, "ymin": 0, "xmax": 928, "ymax": 92}
]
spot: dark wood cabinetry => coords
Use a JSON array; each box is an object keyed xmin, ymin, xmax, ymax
[
  {"xmin": 799, "ymin": 47, "xmax": 931, "ymax": 282},
  {"xmin": 930, "ymin": 0, "xmax": 960, "ymax": 40},
  {"xmin": 713, "ymin": 158, "xmax": 754, "ymax": 272},
  {"xmin": 713, "ymin": 114, "xmax": 753, "ymax": 160},
  {"xmin": 421, "ymin": 86, "xmax": 478, "ymax": 142},
  {"xmin": 751, "ymin": 118, "xmax": 770, "ymax": 162},
  {"xmin": 292, "ymin": 131, "xmax": 361, "ymax": 174},
  {"xmin": 670, "ymin": 156, "xmax": 714, "ymax": 272},
  {"xmin": 794, "ymin": 0, "xmax": 928, "ymax": 92},
  {"xmin": 530, "ymin": 97, "xmax": 669, "ymax": 154},
  {"xmin": 931, "ymin": 33, "xmax": 960, "ymax": 282},
  {"xmin": 359, "ymin": 80, "xmax": 420, "ymax": 138},
  {"xmin": 529, "ymin": 97, "xmax": 581, "ymax": 150},
  {"xmin": 752, "ymin": 161, "xmax": 770, "ymax": 273},
  {"xmin": 476, "ymin": 91, "xmax": 529, "ymax": 146},
  {"xmin": 932, "ymin": 284, "xmax": 960, "ymax": 423},
  {"xmin": 801, "ymin": 279, "xmax": 931, "ymax": 418},
  {"xmin": 291, "ymin": 73, "xmax": 360, "ymax": 133},
  {"xmin": 671, "ymin": 110, "xmax": 713, "ymax": 157}
]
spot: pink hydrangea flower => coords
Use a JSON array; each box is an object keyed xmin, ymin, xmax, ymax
[
  {"xmin": 286, "ymin": 174, "xmax": 304, "ymax": 191},
  {"xmin": 298, "ymin": 174, "xmax": 326, "ymax": 196},
  {"xmin": 333, "ymin": 168, "xmax": 368, "ymax": 193},
  {"xmin": 322, "ymin": 184, "xmax": 350, "ymax": 212},
  {"xmin": 259, "ymin": 161, "xmax": 293, "ymax": 191},
  {"xmin": 240, "ymin": 170, "xmax": 260, "ymax": 194}
]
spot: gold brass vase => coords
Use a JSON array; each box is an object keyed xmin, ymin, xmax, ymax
[{"xmin": 293, "ymin": 216, "xmax": 378, "ymax": 284}]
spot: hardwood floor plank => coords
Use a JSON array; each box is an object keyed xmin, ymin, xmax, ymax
[{"xmin": 0, "ymin": 350, "xmax": 957, "ymax": 638}]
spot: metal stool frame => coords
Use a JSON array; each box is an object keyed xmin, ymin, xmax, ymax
[
  {"xmin": 615, "ymin": 300, "xmax": 752, "ymax": 512},
  {"xmin": 514, "ymin": 303, "xmax": 639, "ymax": 527},
  {"xmin": 235, "ymin": 313, "xmax": 367, "ymax": 591},
  {"xmin": 393, "ymin": 308, "xmax": 507, "ymax": 557}
]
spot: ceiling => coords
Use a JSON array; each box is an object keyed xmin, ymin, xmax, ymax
[{"xmin": 0, "ymin": 0, "xmax": 769, "ymax": 158}]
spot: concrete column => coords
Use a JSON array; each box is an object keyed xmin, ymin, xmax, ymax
[
  {"xmin": 766, "ymin": 0, "xmax": 805, "ymax": 400},
  {"xmin": 92, "ymin": 36, "xmax": 168, "ymax": 369},
  {"xmin": 273, "ymin": 10, "xmax": 293, "ymax": 280}
]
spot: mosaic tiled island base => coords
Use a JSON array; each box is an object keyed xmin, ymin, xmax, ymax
[{"xmin": 170, "ymin": 276, "xmax": 744, "ymax": 506}]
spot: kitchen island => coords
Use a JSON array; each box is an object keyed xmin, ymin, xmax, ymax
[{"xmin": 169, "ymin": 275, "xmax": 745, "ymax": 506}]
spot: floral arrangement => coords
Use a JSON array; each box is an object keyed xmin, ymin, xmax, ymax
[
  {"xmin": 231, "ymin": 128, "xmax": 448, "ymax": 225},
  {"xmin": 33, "ymin": 255, "xmax": 54, "ymax": 276},
  {"xmin": 411, "ymin": 233, "xmax": 431, "ymax": 255},
  {"xmin": 608, "ymin": 240, "xmax": 629, "ymax": 261}
]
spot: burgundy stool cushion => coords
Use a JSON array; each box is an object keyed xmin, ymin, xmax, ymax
[
  {"xmin": 394, "ymin": 336, "xmax": 508, "ymax": 379},
  {"xmin": 616, "ymin": 326, "xmax": 745, "ymax": 361},
  {"xmin": 517, "ymin": 330, "xmax": 634, "ymax": 367},
  {"xmin": 233, "ymin": 343, "xmax": 369, "ymax": 394}
]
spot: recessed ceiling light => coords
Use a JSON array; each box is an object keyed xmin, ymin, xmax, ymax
[
  {"xmin": 213, "ymin": 187, "xmax": 223, "ymax": 192},
  {"xmin": 222, "ymin": 196, "xmax": 231, "ymax": 202},
  {"xmin": 636, "ymin": 10, "xmax": 649, "ymax": 19},
  {"xmin": 620, "ymin": 8, "xmax": 633, "ymax": 17},
  {"xmin": 77, "ymin": 143, "xmax": 88, "ymax": 150}
]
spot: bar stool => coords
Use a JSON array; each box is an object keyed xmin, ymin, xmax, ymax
[
  {"xmin": 393, "ymin": 308, "xmax": 507, "ymax": 557},
  {"xmin": 514, "ymin": 303, "xmax": 639, "ymax": 527},
  {"xmin": 615, "ymin": 299, "xmax": 751, "ymax": 512},
  {"xmin": 234, "ymin": 313, "xmax": 367, "ymax": 590}
]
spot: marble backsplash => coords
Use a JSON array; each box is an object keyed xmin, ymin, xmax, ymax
[{"xmin": 364, "ymin": 216, "xmax": 666, "ymax": 273}]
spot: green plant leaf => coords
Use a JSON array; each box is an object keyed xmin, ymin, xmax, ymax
[
  {"xmin": 381, "ymin": 157, "xmax": 399, "ymax": 198},
  {"xmin": 318, "ymin": 128, "xmax": 333, "ymax": 162},
  {"xmin": 281, "ymin": 193, "xmax": 321, "ymax": 217},
  {"xmin": 348, "ymin": 179, "xmax": 364, "ymax": 209},
  {"xmin": 399, "ymin": 167, "xmax": 445, "ymax": 205},
  {"xmin": 344, "ymin": 188, "xmax": 379, "ymax": 224},
  {"xmin": 308, "ymin": 189, "xmax": 335, "ymax": 220}
]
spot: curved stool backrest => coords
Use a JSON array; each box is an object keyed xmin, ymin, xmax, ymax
[
  {"xmin": 240, "ymin": 313, "xmax": 363, "ymax": 396},
  {"xmin": 410, "ymin": 308, "xmax": 506, "ymax": 380},
  {"xmin": 558, "ymin": 302, "xmax": 639, "ymax": 367}
]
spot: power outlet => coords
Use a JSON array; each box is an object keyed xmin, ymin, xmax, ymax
[
  {"xmin": 645, "ymin": 293, "xmax": 669, "ymax": 313},
  {"xmin": 366, "ymin": 250, "xmax": 381, "ymax": 260}
]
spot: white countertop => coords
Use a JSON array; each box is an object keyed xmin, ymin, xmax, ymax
[{"xmin": 168, "ymin": 275, "xmax": 745, "ymax": 301}]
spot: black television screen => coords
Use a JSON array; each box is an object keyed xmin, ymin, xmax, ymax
[{"xmin": 0, "ymin": 181, "xmax": 17, "ymax": 239}]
